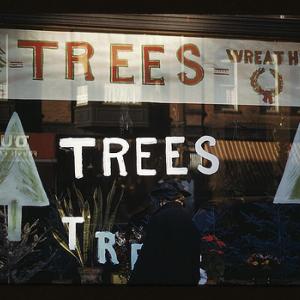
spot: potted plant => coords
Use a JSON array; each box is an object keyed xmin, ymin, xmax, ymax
[
  {"xmin": 246, "ymin": 253, "xmax": 280, "ymax": 285},
  {"xmin": 200, "ymin": 234, "xmax": 226, "ymax": 285},
  {"xmin": 52, "ymin": 179, "xmax": 124, "ymax": 284}
]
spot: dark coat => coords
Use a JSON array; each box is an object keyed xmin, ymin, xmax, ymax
[{"xmin": 128, "ymin": 202, "xmax": 200, "ymax": 285}]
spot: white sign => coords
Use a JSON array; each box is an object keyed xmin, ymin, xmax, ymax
[{"xmin": 2, "ymin": 28, "xmax": 300, "ymax": 106}]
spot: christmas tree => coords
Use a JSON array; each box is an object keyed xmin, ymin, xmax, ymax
[
  {"xmin": 274, "ymin": 122, "xmax": 300, "ymax": 204},
  {"xmin": 0, "ymin": 112, "xmax": 49, "ymax": 241}
]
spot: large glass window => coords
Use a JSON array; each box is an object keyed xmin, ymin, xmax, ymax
[{"xmin": 0, "ymin": 16, "xmax": 300, "ymax": 286}]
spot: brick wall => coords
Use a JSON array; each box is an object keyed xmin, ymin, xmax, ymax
[{"xmin": 42, "ymin": 100, "xmax": 72, "ymax": 123}]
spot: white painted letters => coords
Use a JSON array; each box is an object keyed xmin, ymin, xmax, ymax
[
  {"xmin": 103, "ymin": 138, "xmax": 130, "ymax": 176},
  {"xmin": 136, "ymin": 137, "xmax": 157, "ymax": 176},
  {"xmin": 195, "ymin": 136, "xmax": 219, "ymax": 175},
  {"xmin": 95, "ymin": 231, "xmax": 119, "ymax": 265},
  {"xmin": 62, "ymin": 216, "xmax": 84, "ymax": 250},
  {"xmin": 131, "ymin": 243, "xmax": 143, "ymax": 270},
  {"xmin": 165, "ymin": 136, "xmax": 188, "ymax": 175},
  {"xmin": 59, "ymin": 138, "xmax": 96, "ymax": 179}
]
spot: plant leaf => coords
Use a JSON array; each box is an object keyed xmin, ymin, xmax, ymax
[
  {"xmin": 103, "ymin": 180, "xmax": 116, "ymax": 230},
  {"xmin": 73, "ymin": 183, "xmax": 85, "ymax": 215},
  {"xmin": 83, "ymin": 201, "xmax": 91, "ymax": 264},
  {"xmin": 90, "ymin": 186, "xmax": 102, "ymax": 260},
  {"xmin": 63, "ymin": 197, "xmax": 71, "ymax": 216},
  {"xmin": 66, "ymin": 188, "xmax": 73, "ymax": 216},
  {"xmin": 52, "ymin": 231, "xmax": 84, "ymax": 267},
  {"xmin": 107, "ymin": 185, "xmax": 124, "ymax": 232},
  {"xmin": 97, "ymin": 186, "xmax": 103, "ymax": 230},
  {"xmin": 55, "ymin": 197, "xmax": 84, "ymax": 265}
]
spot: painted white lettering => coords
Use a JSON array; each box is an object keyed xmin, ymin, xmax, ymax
[
  {"xmin": 131, "ymin": 243, "xmax": 143, "ymax": 270},
  {"xmin": 95, "ymin": 231, "xmax": 119, "ymax": 264},
  {"xmin": 62, "ymin": 216, "xmax": 84, "ymax": 250},
  {"xmin": 103, "ymin": 138, "xmax": 129, "ymax": 176},
  {"xmin": 165, "ymin": 136, "xmax": 188, "ymax": 175},
  {"xmin": 136, "ymin": 138, "xmax": 157, "ymax": 176},
  {"xmin": 195, "ymin": 136, "xmax": 219, "ymax": 175},
  {"xmin": 59, "ymin": 138, "xmax": 96, "ymax": 179}
]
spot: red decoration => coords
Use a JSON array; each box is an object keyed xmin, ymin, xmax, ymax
[{"xmin": 250, "ymin": 67, "xmax": 283, "ymax": 104}]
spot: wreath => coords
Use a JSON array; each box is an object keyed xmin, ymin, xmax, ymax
[{"xmin": 250, "ymin": 67, "xmax": 283, "ymax": 104}]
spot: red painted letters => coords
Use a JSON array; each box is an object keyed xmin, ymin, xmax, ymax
[
  {"xmin": 176, "ymin": 43, "xmax": 204, "ymax": 85},
  {"xmin": 142, "ymin": 45, "xmax": 165, "ymax": 85},
  {"xmin": 66, "ymin": 42, "xmax": 95, "ymax": 81},
  {"xmin": 110, "ymin": 44, "xmax": 134, "ymax": 84},
  {"xmin": 18, "ymin": 40, "xmax": 58, "ymax": 80}
]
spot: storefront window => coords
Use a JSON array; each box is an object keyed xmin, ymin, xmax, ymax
[{"xmin": 1, "ymin": 15, "xmax": 300, "ymax": 286}]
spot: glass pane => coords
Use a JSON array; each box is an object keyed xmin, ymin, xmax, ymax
[{"xmin": 0, "ymin": 24, "xmax": 300, "ymax": 286}]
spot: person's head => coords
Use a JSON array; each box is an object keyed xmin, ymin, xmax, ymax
[{"xmin": 151, "ymin": 179, "xmax": 191, "ymax": 208}]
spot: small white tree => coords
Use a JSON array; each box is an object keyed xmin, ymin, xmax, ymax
[
  {"xmin": 274, "ymin": 122, "xmax": 300, "ymax": 204},
  {"xmin": 0, "ymin": 112, "xmax": 49, "ymax": 241}
]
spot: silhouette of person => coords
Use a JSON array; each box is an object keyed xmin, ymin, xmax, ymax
[{"xmin": 128, "ymin": 179, "xmax": 200, "ymax": 285}]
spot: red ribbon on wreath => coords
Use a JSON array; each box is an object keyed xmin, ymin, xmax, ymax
[{"xmin": 262, "ymin": 91, "xmax": 274, "ymax": 104}]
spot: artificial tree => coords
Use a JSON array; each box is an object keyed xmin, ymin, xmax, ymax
[{"xmin": 0, "ymin": 112, "xmax": 49, "ymax": 241}]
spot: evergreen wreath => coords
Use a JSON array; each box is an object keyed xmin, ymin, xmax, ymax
[{"xmin": 250, "ymin": 67, "xmax": 283, "ymax": 104}]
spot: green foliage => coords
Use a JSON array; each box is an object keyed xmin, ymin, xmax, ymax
[
  {"xmin": 52, "ymin": 180, "xmax": 124, "ymax": 267},
  {"xmin": 83, "ymin": 201, "xmax": 91, "ymax": 264},
  {"xmin": 0, "ymin": 209, "xmax": 55, "ymax": 283}
]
